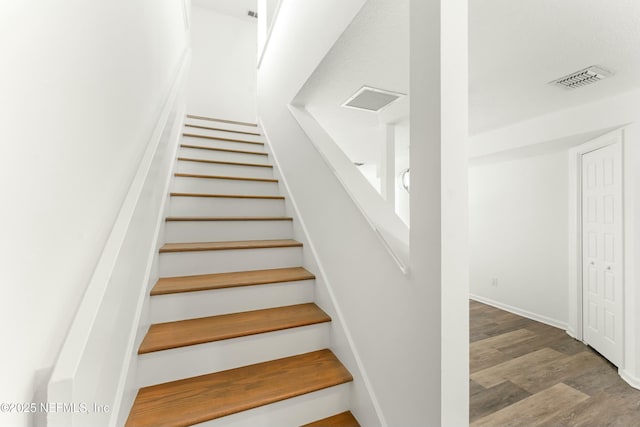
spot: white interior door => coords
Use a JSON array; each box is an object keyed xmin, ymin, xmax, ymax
[{"xmin": 582, "ymin": 141, "xmax": 623, "ymax": 366}]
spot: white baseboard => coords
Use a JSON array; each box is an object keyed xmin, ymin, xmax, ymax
[
  {"xmin": 470, "ymin": 293, "xmax": 568, "ymax": 330},
  {"xmin": 619, "ymin": 368, "xmax": 640, "ymax": 391}
]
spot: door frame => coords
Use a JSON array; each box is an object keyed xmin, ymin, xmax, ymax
[{"xmin": 567, "ymin": 129, "xmax": 624, "ymax": 363}]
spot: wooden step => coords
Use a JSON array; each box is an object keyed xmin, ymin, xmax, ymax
[
  {"xmin": 125, "ymin": 349, "xmax": 352, "ymax": 427},
  {"xmin": 185, "ymin": 123, "xmax": 261, "ymax": 136},
  {"xmin": 186, "ymin": 114, "xmax": 258, "ymax": 127},
  {"xmin": 178, "ymin": 157, "xmax": 273, "ymax": 168},
  {"xmin": 170, "ymin": 192, "xmax": 284, "ymax": 200},
  {"xmin": 183, "ymin": 132, "xmax": 264, "ymax": 146},
  {"xmin": 174, "ymin": 172, "xmax": 277, "ymax": 182},
  {"xmin": 151, "ymin": 267, "xmax": 315, "ymax": 295},
  {"xmin": 159, "ymin": 239, "xmax": 302, "ymax": 254},
  {"xmin": 139, "ymin": 303, "xmax": 330, "ymax": 354},
  {"xmin": 166, "ymin": 216, "xmax": 292, "ymax": 222},
  {"xmin": 180, "ymin": 144, "xmax": 267, "ymax": 156},
  {"xmin": 302, "ymin": 411, "xmax": 361, "ymax": 427}
]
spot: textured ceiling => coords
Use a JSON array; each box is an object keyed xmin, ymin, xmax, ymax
[
  {"xmin": 470, "ymin": 0, "xmax": 640, "ymax": 133},
  {"xmin": 296, "ymin": 0, "xmax": 640, "ymax": 156},
  {"xmin": 192, "ymin": 0, "xmax": 257, "ymax": 22}
]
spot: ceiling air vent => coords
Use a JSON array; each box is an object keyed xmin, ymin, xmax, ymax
[
  {"xmin": 342, "ymin": 86, "xmax": 405, "ymax": 112},
  {"xmin": 247, "ymin": 10, "xmax": 258, "ymax": 18},
  {"xmin": 550, "ymin": 66, "xmax": 613, "ymax": 90}
]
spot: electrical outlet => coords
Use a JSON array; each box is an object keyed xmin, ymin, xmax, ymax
[{"xmin": 491, "ymin": 278, "xmax": 498, "ymax": 287}]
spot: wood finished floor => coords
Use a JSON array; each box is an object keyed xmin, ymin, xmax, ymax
[{"xmin": 470, "ymin": 300, "xmax": 640, "ymax": 427}]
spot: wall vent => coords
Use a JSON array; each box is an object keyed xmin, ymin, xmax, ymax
[
  {"xmin": 342, "ymin": 86, "xmax": 405, "ymax": 112},
  {"xmin": 247, "ymin": 10, "xmax": 258, "ymax": 18},
  {"xmin": 550, "ymin": 66, "xmax": 613, "ymax": 90}
]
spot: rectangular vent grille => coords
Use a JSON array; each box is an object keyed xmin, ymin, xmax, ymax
[
  {"xmin": 551, "ymin": 66, "xmax": 613, "ymax": 90},
  {"xmin": 342, "ymin": 86, "xmax": 405, "ymax": 112}
]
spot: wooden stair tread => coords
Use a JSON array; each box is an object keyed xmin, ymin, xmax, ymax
[
  {"xmin": 183, "ymin": 132, "xmax": 264, "ymax": 145},
  {"xmin": 174, "ymin": 172, "xmax": 277, "ymax": 182},
  {"xmin": 159, "ymin": 239, "xmax": 302, "ymax": 253},
  {"xmin": 166, "ymin": 216, "xmax": 292, "ymax": 222},
  {"xmin": 125, "ymin": 349, "xmax": 352, "ymax": 427},
  {"xmin": 302, "ymin": 411, "xmax": 361, "ymax": 427},
  {"xmin": 170, "ymin": 192, "xmax": 284, "ymax": 199},
  {"xmin": 177, "ymin": 157, "xmax": 273, "ymax": 168},
  {"xmin": 184, "ymin": 123, "xmax": 261, "ymax": 136},
  {"xmin": 139, "ymin": 303, "xmax": 330, "ymax": 354},
  {"xmin": 186, "ymin": 114, "xmax": 258, "ymax": 127},
  {"xmin": 151, "ymin": 267, "xmax": 315, "ymax": 295},
  {"xmin": 181, "ymin": 144, "xmax": 267, "ymax": 156}
]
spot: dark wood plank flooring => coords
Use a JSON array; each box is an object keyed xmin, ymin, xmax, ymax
[{"xmin": 470, "ymin": 300, "xmax": 640, "ymax": 426}]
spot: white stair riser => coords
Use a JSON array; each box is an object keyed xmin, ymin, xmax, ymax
[
  {"xmin": 183, "ymin": 126, "xmax": 264, "ymax": 143},
  {"xmin": 165, "ymin": 220, "xmax": 293, "ymax": 243},
  {"xmin": 168, "ymin": 197, "xmax": 286, "ymax": 217},
  {"xmin": 150, "ymin": 280, "xmax": 314, "ymax": 323},
  {"xmin": 137, "ymin": 324, "xmax": 330, "ymax": 387},
  {"xmin": 172, "ymin": 176, "xmax": 279, "ymax": 196},
  {"xmin": 185, "ymin": 118, "xmax": 260, "ymax": 134},
  {"xmin": 159, "ymin": 247, "xmax": 303, "ymax": 277},
  {"xmin": 182, "ymin": 135, "xmax": 266, "ymax": 152},
  {"xmin": 194, "ymin": 383, "xmax": 351, "ymax": 427},
  {"xmin": 176, "ymin": 161, "xmax": 274, "ymax": 179},
  {"xmin": 179, "ymin": 147, "xmax": 270, "ymax": 165}
]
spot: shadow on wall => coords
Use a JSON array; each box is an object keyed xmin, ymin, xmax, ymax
[{"xmin": 289, "ymin": 105, "xmax": 409, "ymax": 271}]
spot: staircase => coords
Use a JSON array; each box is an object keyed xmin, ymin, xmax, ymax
[{"xmin": 125, "ymin": 115, "xmax": 361, "ymax": 427}]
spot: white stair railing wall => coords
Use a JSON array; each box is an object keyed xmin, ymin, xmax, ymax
[{"xmin": 47, "ymin": 51, "xmax": 191, "ymax": 427}]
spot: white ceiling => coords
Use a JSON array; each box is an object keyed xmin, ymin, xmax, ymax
[
  {"xmin": 470, "ymin": 0, "xmax": 640, "ymax": 134},
  {"xmin": 296, "ymin": 0, "xmax": 640, "ymax": 162},
  {"xmin": 192, "ymin": 0, "xmax": 257, "ymax": 22}
]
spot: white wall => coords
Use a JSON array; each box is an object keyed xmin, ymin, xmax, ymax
[
  {"xmin": 394, "ymin": 121, "xmax": 410, "ymax": 225},
  {"xmin": 622, "ymin": 123, "xmax": 640, "ymax": 387},
  {"xmin": 470, "ymin": 88, "xmax": 640, "ymax": 158},
  {"xmin": 0, "ymin": 2, "xmax": 188, "ymax": 426},
  {"xmin": 258, "ymin": 0, "xmax": 468, "ymax": 425},
  {"xmin": 188, "ymin": 6, "xmax": 257, "ymax": 122},
  {"xmin": 289, "ymin": 106, "xmax": 409, "ymax": 268},
  {"xmin": 469, "ymin": 150, "xmax": 569, "ymax": 326},
  {"xmin": 257, "ymin": 0, "xmax": 280, "ymax": 61},
  {"xmin": 358, "ymin": 163, "xmax": 382, "ymax": 193},
  {"xmin": 469, "ymin": 89, "xmax": 640, "ymax": 390}
]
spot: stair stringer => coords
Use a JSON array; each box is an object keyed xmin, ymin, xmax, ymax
[
  {"xmin": 112, "ymin": 101, "xmax": 192, "ymax": 427},
  {"xmin": 260, "ymin": 119, "xmax": 386, "ymax": 427},
  {"xmin": 112, "ymin": 158, "xmax": 181, "ymax": 427}
]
